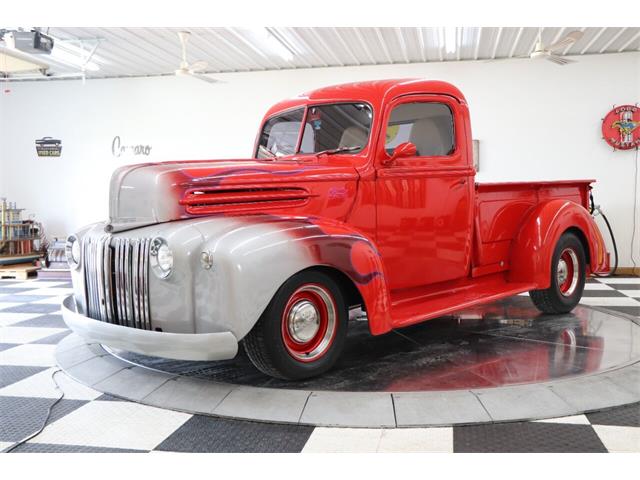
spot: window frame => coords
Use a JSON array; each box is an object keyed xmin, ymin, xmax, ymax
[
  {"xmin": 378, "ymin": 94, "xmax": 463, "ymax": 167},
  {"xmin": 255, "ymin": 100, "xmax": 375, "ymax": 159},
  {"xmin": 254, "ymin": 106, "xmax": 307, "ymax": 159}
]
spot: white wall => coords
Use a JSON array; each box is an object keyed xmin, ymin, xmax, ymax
[{"xmin": 1, "ymin": 52, "xmax": 639, "ymax": 266}]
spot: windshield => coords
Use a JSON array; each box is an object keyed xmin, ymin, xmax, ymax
[{"xmin": 256, "ymin": 103, "xmax": 372, "ymax": 159}]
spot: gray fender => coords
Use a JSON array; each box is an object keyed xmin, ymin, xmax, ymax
[{"xmin": 191, "ymin": 216, "xmax": 389, "ymax": 340}]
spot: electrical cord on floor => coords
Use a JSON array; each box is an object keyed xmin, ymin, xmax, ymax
[
  {"xmin": 2, "ymin": 369, "xmax": 64, "ymax": 453},
  {"xmin": 629, "ymin": 148, "xmax": 639, "ymax": 275}
]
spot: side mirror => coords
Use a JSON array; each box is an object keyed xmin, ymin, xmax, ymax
[{"xmin": 383, "ymin": 142, "xmax": 417, "ymax": 165}]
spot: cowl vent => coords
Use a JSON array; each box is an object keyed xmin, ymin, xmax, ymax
[{"xmin": 179, "ymin": 187, "xmax": 314, "ymax": 215}]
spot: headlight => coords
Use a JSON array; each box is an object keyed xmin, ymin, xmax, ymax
[
  {"xmin": 65, "ymin": 235, "xmax": 81, "ymax": 270},
  {"xmin": 150, "ymin": 237, "xmax": 173, "ymax": 279}
]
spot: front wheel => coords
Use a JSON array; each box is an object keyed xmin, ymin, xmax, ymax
[
  {"xmin": 530, "ymin": 232, "xmax": 586, "ymax": 314},
  {"xmin": 242, "ymin": 270, "xmax": 348, "ymax": 380}
]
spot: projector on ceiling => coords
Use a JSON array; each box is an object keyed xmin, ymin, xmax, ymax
[{"xmin": 3, "ymin": 30, "xmax": 54, "ymax": 54}]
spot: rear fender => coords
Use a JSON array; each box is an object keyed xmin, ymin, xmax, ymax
[
  {"xmin": 509, "ymin": 199, "xmax": 608, "ymax": 288},
  {"xmin": 195, "ymin": 216, "xmax": 392, "ymax": 340}
]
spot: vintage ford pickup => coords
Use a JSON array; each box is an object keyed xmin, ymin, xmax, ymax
[{"xmin": 62, "ymin": 79, "xmax": 610, "ymax": 379}]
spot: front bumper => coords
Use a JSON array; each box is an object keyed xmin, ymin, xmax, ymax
[{"xmin": 61, "ymin": 295, "xmax": 238, "ymax": 361}]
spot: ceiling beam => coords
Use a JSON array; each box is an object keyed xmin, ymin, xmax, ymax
[
  {"xmin": 417, "ymin": 27, "xmax": 427, "ymax": 63},
  {"xmin": 333, "ymin": 27, "xmax": 360, "ymax": 66},
  {"xmin": 374, "ymin": 28, "xmax": 393, "ymax": 64},
  {"xmin": 549, "ymin": 27, "xmax": 567, "ymax": 50},
  {"xmin": 186, "ymin": 28, "xmax": 246, "ymax": 72},
  {"xmin": 268, "ymin": 27, "xmax": 313, "ymax": 69},
  {"xmin": 599, "ymin": 27, "xmax": 627, "ymax": 53},
  {"xmin": 308, "ymin": 28, "xmax": 345, "ymax": 67},
  {"xmin": 52, "ymin": 27, "xmax": 152, "ymax": 76},
  {"xmin": 227, "ymin": 28, "xmax": 288, "ymax": 70},
  {"xmin": 618, "ymin": 30, "xmax": 640, "ymax": 52},
  {"xmin": 474, "ymin": 27, "xmax": 483, "ymax": 60},
  {"xmin": 491, "ymin": 27, "xmax": 503, "ymax": 59},
  {"xmin": 580, "ymin": 27, "xmax": 607, "ymax": 54},
  {"xmin": 509, "ymin": 27, "xmax": 524, "ymax": 58},
  {"xmin": 206, "ymin": 28, "xmax": 270, "ymax": 71},
  {"xmin": 395, "ymin": 27, "xmax": 410, "ymax": 63},
  {"xmin": 78, "ymin": 27, "xmax": 170, "ymax": 75},
  {"xmin": 354, "ymin": 28, "xmax": 377, "ymax": 65},
  {"xmin": 286, "ymin": 28, "xmax": 329, "ymax": 68},
  {"xmin": 528, "ymin": 27, "xmax": 542, "ymax": 54}
]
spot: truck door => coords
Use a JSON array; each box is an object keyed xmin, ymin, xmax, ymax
[{"xmin": 375, "ymin": 95, "xmax": 475, "ymax": 290}]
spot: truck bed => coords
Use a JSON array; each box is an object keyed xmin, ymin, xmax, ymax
[{"xmin": 473, "ymin": 179, "xmax": 593, "ymax": 272}]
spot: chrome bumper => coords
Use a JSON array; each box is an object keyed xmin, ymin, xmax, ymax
[{"xmin": 61, "ymin": 295, "xmax": 238, "ymax": 361}]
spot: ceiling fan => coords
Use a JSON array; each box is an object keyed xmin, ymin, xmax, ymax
[
  {"xmin": 173, "ymin": 31, "xmax": 220, "ymax": 84},
  {"xmin": 528, "ymin": 29, "xmax": 583, "ymax": 65},
  {"xmin": 487, "ymin": 29, "xmax": 583, "ymax": 66}
]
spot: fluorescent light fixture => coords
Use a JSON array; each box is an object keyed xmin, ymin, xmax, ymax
[
  {"xmin": 246, "ymin": 28, "xmax": 295, "ymax": 62},
  {"xmin": 445, "ymin": 27, "xmax": 457, "ymax": 54},
  {"xmin": 50, "ymin": 41, "xmax": 100, "ymax": 71}
]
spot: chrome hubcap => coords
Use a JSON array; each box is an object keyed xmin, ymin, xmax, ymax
[
  {"xmin": 287, "ymin": 300, "xmax": 321, "ymax": 343},
  {"xmin": 557, "ymin": 259, "xmax": 569, "ymax": 285},
  {"xmin": 557, "ymin": 248, "xmax": 579, "ymax": 297}
]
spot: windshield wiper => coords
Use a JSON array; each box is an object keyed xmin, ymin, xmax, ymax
[
  {"xmin": 256, "ymin": 145, "xmax": 278, "ymax": 160},
  {"xmin": 315, "ymin": 145, "xmax": 362, "ymax": 156}
]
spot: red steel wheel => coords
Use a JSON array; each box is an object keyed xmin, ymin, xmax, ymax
[
  {"xmin": 557, "ymin": 248, "xmax": 579, "ymax": 297},
  {"xmin": 530, "ymin": 232, "xmax": 586, "ymax": 315},
  {"xmin": 242, "ymin": 270, "xmax": 348, "ymax": 380},
  {"xmin": 281, "ymin": 284, "xmax": 338, "ymax": 362}
]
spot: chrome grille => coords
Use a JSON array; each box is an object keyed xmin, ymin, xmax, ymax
[{"xmin": 82, "ymin": 236, "xmax": 152, "ymax": 330}]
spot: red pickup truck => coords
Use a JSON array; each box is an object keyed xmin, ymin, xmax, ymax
[{"xmin": 63, "ymin": 78, "xmax": 609, "ymax": 380}]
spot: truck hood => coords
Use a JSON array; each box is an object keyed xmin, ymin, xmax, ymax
[{"xmin": 107, "ymin": 159, "xmax": 358, "ymax": 232}]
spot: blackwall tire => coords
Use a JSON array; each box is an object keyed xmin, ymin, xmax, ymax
[
  {"xmin": 242, "ymin": 270, "xmax": 348, "ymax": 380},
  {"xmin": 530, "ymin": 232, "xmax": 586, "ymax": 314}
]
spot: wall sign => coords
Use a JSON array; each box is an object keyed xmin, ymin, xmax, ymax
[
  {"xmin": 35, "ymin": 137, "xmax": 62, "ymax": 157},
  {"xmin": 601, "ymin": 105, "xmax": 640, "ymax": 150},
  {"xmin": 111, "ymin": 135, "xmax": 152, "ymax": 157}
]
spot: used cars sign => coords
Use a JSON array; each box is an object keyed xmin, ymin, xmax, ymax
[{"xmin": 35, "ymin": 137, "xmax": 62, "ymax": 157}]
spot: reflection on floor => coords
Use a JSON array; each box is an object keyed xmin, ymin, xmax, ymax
[
  {"xmin": 0, "ymin": 276, "xmax": 639, "ymax": 452},
  {"xmin": 116, "ymin": 296, "xmax": 638, "ymax": 392}
]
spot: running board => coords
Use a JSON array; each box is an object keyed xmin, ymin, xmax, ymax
[{"xmin": 389, "ymin": 280, "xmax": 537, "ymax": 329}]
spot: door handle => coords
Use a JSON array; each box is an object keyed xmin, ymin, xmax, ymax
[{"xmin": 451, "ymin": 179, "xmax": 467, "ymax": 189}]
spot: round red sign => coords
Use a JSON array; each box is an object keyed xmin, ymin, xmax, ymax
[{"xmin": 602, "ymin": 105, "xmax": 640, "ymax": 150}]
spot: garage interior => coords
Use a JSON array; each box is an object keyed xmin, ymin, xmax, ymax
[{"xmin": 0, "ymin": 27, "xmax": 639, "ymax": 454}]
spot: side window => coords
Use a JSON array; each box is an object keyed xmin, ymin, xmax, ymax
[
  {"xmin": 385, "ymin": 102, "xmax": 454, "ymax": 157},
  {"xmin": 256, "ymin": 108, "xmax": 304, "ymax": 158}
]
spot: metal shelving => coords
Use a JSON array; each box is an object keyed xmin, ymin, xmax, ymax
[{"xmin": 1, "ymin": 198, "xmax": 41, "ymax": 264}]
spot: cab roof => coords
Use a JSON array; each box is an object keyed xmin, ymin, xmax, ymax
[{"xmin": 262, "ymin": 78, "xmax": 467, "ymax": 119}]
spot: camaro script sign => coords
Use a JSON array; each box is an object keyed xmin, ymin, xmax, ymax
[
  {"xmin": 602, "ymin": 105, "xmax": 640, "ymax": 150},
  {"xmin": 111, "ymin": 135, "xmax": 152, "ymax": 157}
]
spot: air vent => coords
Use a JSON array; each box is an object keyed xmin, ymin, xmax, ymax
[{"xmin": 179, "ymin": 187, "xmax": 314, "ymax": 215}]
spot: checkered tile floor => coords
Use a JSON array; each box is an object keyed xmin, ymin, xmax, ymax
[{"xmin": 1, "ymin": 276, "xmax": 638, "ymax": 453}]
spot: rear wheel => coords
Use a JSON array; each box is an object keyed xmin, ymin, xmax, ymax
[
  {"xmin": 530, "ymin": 232, "xmax": 586, "ymax": 314},
  {"xmin": 242, "ymin": 270, "xmax": 348, "ymax": 380}
]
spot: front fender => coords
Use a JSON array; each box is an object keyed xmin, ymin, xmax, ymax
[
  {"xmin": 194, "ymin": 215, "xmax": 392, "ymax": 340},
  {"xmin": 509, "ymin": 199, "xmax": 608, "ymax": 288}
]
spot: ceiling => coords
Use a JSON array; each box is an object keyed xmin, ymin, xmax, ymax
[{"xmin": 2, "ymin": 27, "xmax": 640, "ymax": 80}]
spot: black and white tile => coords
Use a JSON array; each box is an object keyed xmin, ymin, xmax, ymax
[{"xmin": 1, "ymin": 276, "xmax": 638, "ymax": 453}]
